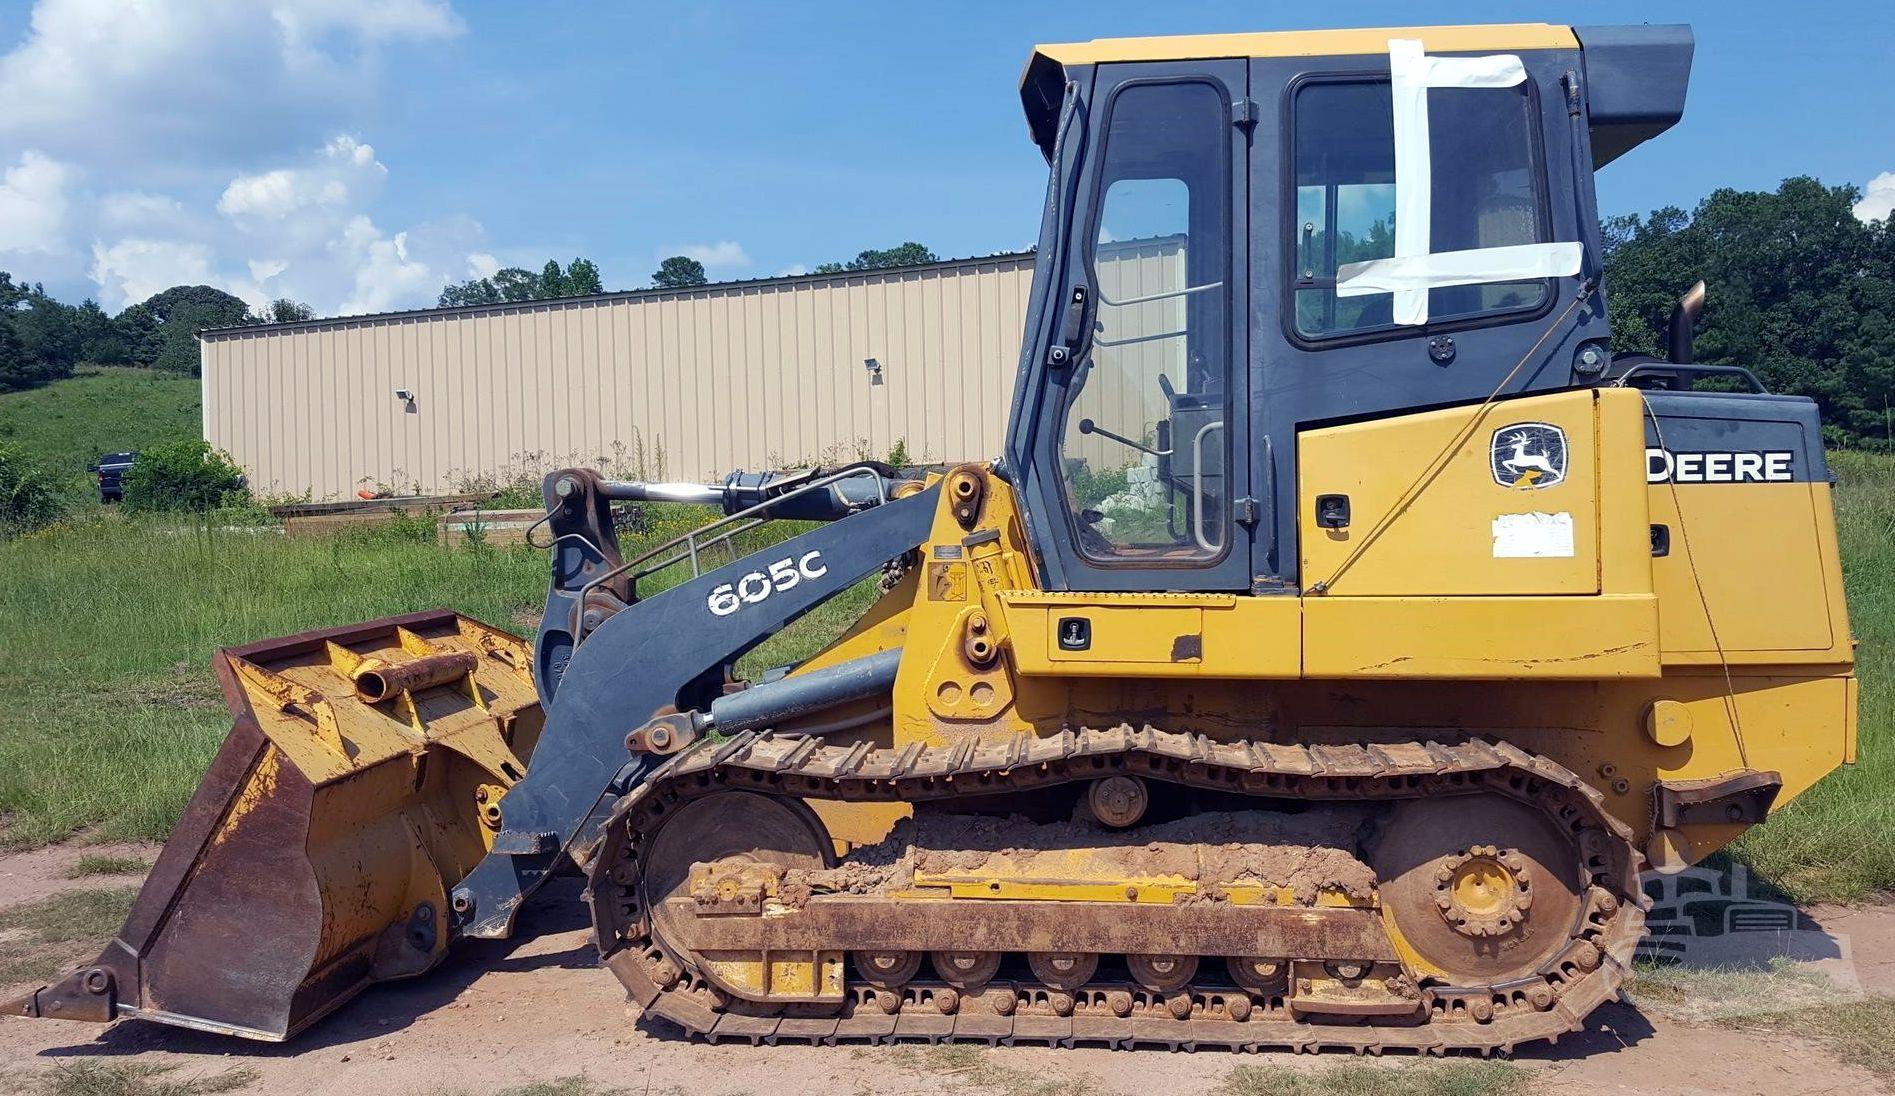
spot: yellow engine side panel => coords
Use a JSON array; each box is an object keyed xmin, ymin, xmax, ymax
[
  {"xmin": 1651, "ymin": 481, "xmax": 1850, "ymax": 662},
  {"xmin": 1294, "ymin": 388, "xmax": 1658, "ymax": 677},
  {"xmin": 1299, "ymin": 388, "xmax": 1621, "ymax": 597}
]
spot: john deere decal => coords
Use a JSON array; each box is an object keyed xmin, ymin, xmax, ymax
[{"xmin": 1491, "ymin": 423, "xmax": 1568, "ymax": 489}]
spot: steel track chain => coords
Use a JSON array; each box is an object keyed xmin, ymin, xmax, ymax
[{"xmin": 586, "ymin": 726, "xmax": 1648, "ymax": 1054}]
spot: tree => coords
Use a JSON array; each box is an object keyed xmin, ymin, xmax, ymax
[
  {"xmin": 248, "ymin": 298, "xmax": 315, "ymax": 324},
  {"xmin": 439, "ymin": 257, "xmax": 608, "ymax": 307},
  {"xmin": 118, "ymin": 284, "xmax": 250, "ymax": 376},
  {"xmin": 564, "ymin": 258, "xmax": 604, "ymax": 295},
  {"xmin": 652, "ymin": 256, "xmax": 708, "ymax": 288},
  {"xmin": 0, "ymin": 307, "xmax": 36, "ymax": 394},
  {"xmin": 73, "ymin": 300, "xmax": 132, "ymax": 363},
  {"xmin": 1602, "ymin": 176, "xmax": 1895, "ymax": 445},
  {"xmin": 438, "ymin": 277, "xmax": 502, "ymax": 307},
  {"xmin": 813, "ymin": 242, "xmax": 940, "ymax": 274},
  {"xmin": 0, "ymin": 273, "xmax": 98, "ymax": 392},
  {"xmin": 490, "ymin": 267, "xmax": 541, "ymax": 301}
]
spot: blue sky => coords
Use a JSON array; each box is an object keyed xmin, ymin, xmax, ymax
[{"xmin": 0, "ymin": 1, "xmax": 1890, "ymax": 315}]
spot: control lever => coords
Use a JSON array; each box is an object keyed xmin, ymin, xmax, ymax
[{"xmin": 1078, "ymin": 418, "xmax": 1169, "ymax": 458}]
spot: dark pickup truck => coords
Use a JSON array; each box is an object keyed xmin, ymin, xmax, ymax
[{"xmin": 90, "ymin": 451, "xmax": 136, "ymax": 503}]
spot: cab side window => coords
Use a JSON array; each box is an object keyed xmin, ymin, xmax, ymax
[{"xmin": 1292, "ymin": 78, "xmax": 1549, "ymax": 339}]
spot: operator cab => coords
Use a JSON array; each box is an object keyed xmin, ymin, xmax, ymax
[{"xmin": 1003, "ymin": 24, "xmax": 1693, "ymax": 593}]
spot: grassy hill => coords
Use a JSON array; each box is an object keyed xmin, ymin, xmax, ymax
[{"xmin": 0, "ymin": 367, "xmax": 201, "ymax": 498}]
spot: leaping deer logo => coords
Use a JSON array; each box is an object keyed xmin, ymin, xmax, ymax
[{"xmin": 1491, "ymin": 424, "xmax": 1566, "ymax": 488}]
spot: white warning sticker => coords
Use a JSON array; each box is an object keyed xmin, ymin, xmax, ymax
[{"xmin": 1492, "ymin": 512, "xmax": 1574, "ymax": 558}]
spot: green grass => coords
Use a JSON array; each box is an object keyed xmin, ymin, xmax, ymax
[
  {"xmin": 491, "ymin": 1079, "xmax": 630, "ymax": 1096},
  {"xmin": 8, "ymin": 1063, "xmax": 258, "ymax": 1096},
  {"xmin": 0, "ymin": 516, "xmax": 550, "ymax": 846},
  {"xmin": 64, "ymin": 856, "xmax": 151, "ymax": 879},
  {"xmin": 0, "ymin": 501, "xmax": 852, "ymax": 848},
  {"xmin": 885, "ymin": 1045, "xmax": 1092, "ymax": 1096},
  {"xmin": 1628, "ymin": 951, "xmax": 1895, "ymax": 1089},
  {"xmin": 0, "ymin": 367, "xmax": 201, "ymax": 499},
  {"xmin": 1731, "ymin": 449, "xmax": 1895, "ymax": 901},
  {"xmin": 1219, "ymin": 1061, "xmax": 1526, "ymax": 1096},
  {"xmin": 1626, "ymin": 955, "xmax": 1855, "ymax": 1022},
  {"xmin": 1726, "ymin": 997, "xmax": 1895, "ymax": 1088},
  {"xmin": 0, "ymin": 887, "xmax": 137, "ymax": 985}
]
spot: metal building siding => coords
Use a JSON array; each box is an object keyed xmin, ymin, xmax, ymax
[{"xmin": 201, "ymin": 256, "xmax": 1041, "ymax": 500}]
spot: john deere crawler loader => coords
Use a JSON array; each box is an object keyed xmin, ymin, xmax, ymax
[{"xmin": 9, "ymin": 23, "xmax": 1858, "ymax": 1053}]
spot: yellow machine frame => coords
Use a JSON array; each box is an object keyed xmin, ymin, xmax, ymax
[{"xmin": 792, "ymin": 387, "xmax": 1855, "ymax": 871}]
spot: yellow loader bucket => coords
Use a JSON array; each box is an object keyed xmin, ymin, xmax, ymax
[{"xmin": 4, "ymin": 609, "xmax": 542, "ymax": 1040}]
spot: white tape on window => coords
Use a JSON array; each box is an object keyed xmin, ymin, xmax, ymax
[
  {"xmin": 1336, "ymin": 242, "xmax": 1583, "ymax": 297},
  {"xmin": 1376, "ymin": 38, "xmax": 1558, "ymax": 326}
]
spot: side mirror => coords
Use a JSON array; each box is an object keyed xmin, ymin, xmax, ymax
[{"xmin": 1667, "ymin": 281, "xmax": 1706, "ymax": 365}]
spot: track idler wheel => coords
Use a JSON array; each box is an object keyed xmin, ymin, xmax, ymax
[{"xmin": 640, "ymin": 791, "xmax": 833, "ymax": 978}]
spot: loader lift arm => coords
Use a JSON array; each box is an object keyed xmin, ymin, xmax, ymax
[{"xmin": 454, "ymin": 474, "xmax": 940, "ymax": 939}]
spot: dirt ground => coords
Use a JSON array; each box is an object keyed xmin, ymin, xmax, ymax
[{"xmin": 1, "ymin": 843, "xmax": 1890, "ymax": 1096}]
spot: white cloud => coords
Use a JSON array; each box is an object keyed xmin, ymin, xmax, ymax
[
  {"xmin": 1855, "ymin": 172, "xmax": 1895, "ymax": 223},
  {"xmin": 90, "ymin": 238, "xmax": 216, "ymax": 308},
  {"xmin": 219, "ymin": 136, "xmax": 386, "ymax": 222},
  {"xmin": 774, "ymin": 263, "xmax": 811, "ymax": 278},
  {"xmin": 98, "ymin": 190, "xmax": 188, "ymax": 231},
  {"xmin": 0, "ymin": 150, "xmax": 74, "ymax": 255},
  {"xmin": 676, "ymin": 240, "xmax": 751, "ymax": 270},
  {"xmin": 339, "ymin": 224, "xmax": 434, "ymax": 315},
  {"xmin": 0, "ymin": 0, "xmax": 461, "ymax": 172},
  {"xmin": 81, "ymin": 133, "xmax": 490, "ymax": 313},
  {"xmin": 0, "ymin": 1, "xmax": 481, "ymax": 315},
  {"xmin": 466, "ymin": 251, "xmax": 500, "ymax": 279},
  {"xmin": 270, "ymin": 0, "xmax": 463, "ymax": 48}
]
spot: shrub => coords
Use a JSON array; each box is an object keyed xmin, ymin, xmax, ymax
[
  {"xmin": 122, "ymin": 439, "xmax": 248, "ymax": 513},
  {"xmin": 0, "ymin": 445, "xmax": 61, "ymax": 533}
]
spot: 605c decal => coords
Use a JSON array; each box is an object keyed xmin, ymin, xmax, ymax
[{"xmin": 707, "ymin": 550, "xmax": 829, "ymax": 616}]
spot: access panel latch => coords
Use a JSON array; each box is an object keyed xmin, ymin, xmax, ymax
[{"xmin": 1314, "ymin": 494, "xmax": 1351, "ymax": 530}]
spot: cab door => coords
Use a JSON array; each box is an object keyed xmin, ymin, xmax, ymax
[{"xmin": 1014, "ymin": 60, "xmax": 1258, "ymax": 593}]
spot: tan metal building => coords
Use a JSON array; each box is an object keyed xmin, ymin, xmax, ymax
[
  {"xmin": 200, "ymin": 254, "xmax": 1034, "ymax": 500},
  {"xmin": 201, "ymin": 243, "xmax": 1186, "ymax": 501}
]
